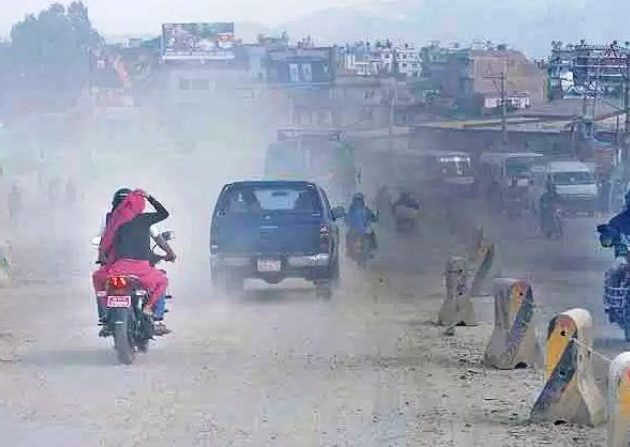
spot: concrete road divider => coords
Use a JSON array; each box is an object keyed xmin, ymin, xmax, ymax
[
  {"xmin": 468, "ymin": 227, "xmax": 484, "ymax": 261},
  {"xmin": 469, "ymin": 241, "xmax": 496, "ymax": 296},
  {"xmin": 438, "ymin": 257, "xmax": 476, "ymax": 326},
  {"xmin": 530, "ymin": 308, "xmax": 606, "ymax": 426},
  {"xmin": 484, "ymin": 279, "xmax": 542, "ymax": 369},
  {"xmin": 607, "ymin": 352, "xmax": 630, "ymax": 446},
  {"xmin": 0, "ymin": 241, "xmax": 12, "ymax": 286}
]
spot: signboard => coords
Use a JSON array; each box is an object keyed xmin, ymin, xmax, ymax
[{"xmin": 162, "ymin": 23, "xmax": 236, "ymax": 61}]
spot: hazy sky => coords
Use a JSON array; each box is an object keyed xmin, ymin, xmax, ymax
[{"xmin": 0, "ymin": 0, "xmax": 360, "ymax": 36}]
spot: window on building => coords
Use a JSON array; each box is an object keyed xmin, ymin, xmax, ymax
[
  {"xmin": 301, "ymin": 63, "xmax": 313, "ymax": 82},
  {"xmin": 289, "ymin": 64, "xmax": 300, "ymax": 83},
  {"xmin": 190, "ymin": 79, "xmax": 210, "ymax": 91}
]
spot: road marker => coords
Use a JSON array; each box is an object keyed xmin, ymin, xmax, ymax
[
  {"xmin": 608, "ymin": 352, "xmax": 630, "ymax": 446},
  {"xmin": 484, "ymin": 278, "xmax": 542, "ymax": 369},
  {"xmin": 438, "ymin": 257, "xmax": 476, "ymax": 326},
  {"xmin": 531, "ymin": 308, "xmax": 606, "ymax": 426}
]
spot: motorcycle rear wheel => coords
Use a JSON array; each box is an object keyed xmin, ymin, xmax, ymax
[{"xmin": 113, "ymin": 321, "xmax": 135, "ymax": 365}]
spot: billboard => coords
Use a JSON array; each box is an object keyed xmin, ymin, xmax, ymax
[{"xmin": 162, "ymin": 23, "xmax": 236, "ymax": 61}]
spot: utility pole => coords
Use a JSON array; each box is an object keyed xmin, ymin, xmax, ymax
[
  {"xmin": 500, "ymin": 69, "xmax": 507, "ymax": 147},
  {"xmin": 484, "ymin": 60, "xmax": 508, "ymax": 148}
]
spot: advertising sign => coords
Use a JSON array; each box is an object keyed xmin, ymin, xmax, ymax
[{"xmin": 162, "ymin": 23, "xmax": 236, "ymax": 61}]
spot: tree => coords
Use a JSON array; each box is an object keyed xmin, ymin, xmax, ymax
[{"xmin": 9, "ymin": 2, "xmax": 102, "ymax": 94}]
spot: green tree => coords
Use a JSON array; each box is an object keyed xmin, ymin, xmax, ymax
[{"xmin": 10, "ymin": 2, "xmax": 102, "ymax": 94}]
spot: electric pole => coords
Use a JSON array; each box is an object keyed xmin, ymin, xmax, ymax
[
  {"xmin": 484, "ymin": 61, "xmax": 508, "ymax": 148},
  {"xmin": 500, "ymin": 70, "xmax": 507, "ymax": 147}
]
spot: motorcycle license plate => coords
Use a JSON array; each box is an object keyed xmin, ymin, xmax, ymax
[
  {"xmin": 106, "ymin": 295, "xmax": 131, "ymax": 308},
  {"xmin": 257, "ymin": 259, "xmax": 281, "ymax": 273}
]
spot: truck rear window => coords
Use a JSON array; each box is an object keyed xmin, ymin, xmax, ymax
[
  {"xmin": 220, "ymin": 186, "xmax": 322, "ymax": 214},
  {"xmin": 552, "ymin": 171, "xmax": 594, "ymax": 185}
]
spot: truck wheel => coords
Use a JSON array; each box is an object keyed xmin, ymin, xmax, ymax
[
  {"xmin": 225, "ymin": 274, "xmax": 244, "ymax": 295},
  {"xmin": 331, "ymin": 258, "xmax": 340, "ymax": 288},
  {"xmin": 212, "ymin": 268, "xmax": 243, "ymax": 296},
  {"xmin": 315, "ymin": 281, "xmax": 333, "ymax": 300}
]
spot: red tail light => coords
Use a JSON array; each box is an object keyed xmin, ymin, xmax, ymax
[
  {"xmin": 320, "ymin": 225, "xmax": 330, "ymax": 252},
  {"xmin": 109, "ymin": 276, "xmax": 128, "ymax": 289}
]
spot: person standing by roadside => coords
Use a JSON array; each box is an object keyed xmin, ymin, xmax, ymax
[{"xmin": 8, "ymin": 184, "xmax": 21, "ymax": 227}]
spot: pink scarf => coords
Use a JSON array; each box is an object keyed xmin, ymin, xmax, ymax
[{"xmin": 99, "ymin": 190, "xmax": 145, "ymax": 264}]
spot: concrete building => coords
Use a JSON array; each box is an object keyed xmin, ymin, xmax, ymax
[
  {"xmin": 340, "ymin": 41, "xmax": 421, "ymax": 78},
  {"xmin": 548, "ymin": 40, "xmax": 630, "ymax": 99},
  {"xmin": 423, "ymin": 44, "xmax": 545, "ymax": 114},
  {"xmin": 395, "ymin": 43, "xmax": 421, "ymax": 78}
]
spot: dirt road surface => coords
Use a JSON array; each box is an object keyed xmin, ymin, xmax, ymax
[{"xmin": 0, "ymin": 205, "xmax": 614, "ymax": 446}]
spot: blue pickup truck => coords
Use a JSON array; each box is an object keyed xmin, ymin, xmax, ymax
[{"xmin": 210, "ymin": 181, "xmax": 344, "ymax": 298}]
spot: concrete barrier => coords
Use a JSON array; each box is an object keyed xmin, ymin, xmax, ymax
[
  {"xmin": 468, "ymin": 227, "xmax": 484, "ymax": 261},
  {"xmin": 0, "ymin": 241, "xmax": 11, "ymax": 286},
  {"xmin": 530, "ymin": 308, "xmax": 606, "ymax": 426},
  {"xmin": 608, "ymin": 352, "xmax": 630, "ymax": 446},
  {"xmin": 469, "ymin": 241, "xmax": 496, "ymax": 296},
  {"xmin": 484, "ymin": 279, "xmax": 542, "ymax": 369},
  {"xmin": 438, "ymin": 257, "xmax": 476, "ymax": 326}
]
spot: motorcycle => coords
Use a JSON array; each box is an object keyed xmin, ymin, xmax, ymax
[
  {"xmin": 542, "ymin": 205, "xmax": 563, "ymax": 239},
  {"xmin": 392, "ymin": 204, "xmax": 420, "ymax": 234},
  {"xmin": 597, "ymin": 224, "xmax": 630, "ymax": 340},
  {"xmin": 346, "ymin": 231, "xmax": 373, "ymax": 269},
  {"xmin": 93, "ymin": 231, "xmax": 175, "ymax": 365}
]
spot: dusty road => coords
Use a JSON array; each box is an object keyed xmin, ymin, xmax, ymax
[{"xmin": 0, "ymin": 207, "xmax": 613, "ymax": 447}]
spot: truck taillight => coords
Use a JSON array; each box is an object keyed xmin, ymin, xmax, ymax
[{"xmin": 320, "ymin": 225, "xmax": 330, "ymax": 252}]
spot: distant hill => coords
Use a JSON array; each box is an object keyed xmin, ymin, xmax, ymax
[{"xmin": 277, "ymin": 0, "xmax": 630, "ymax": 58}]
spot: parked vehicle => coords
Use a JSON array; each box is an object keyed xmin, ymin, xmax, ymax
[
  {"xmin": 98, "ymin": 231, "xmax": 175, "ymax": 365},
  {"xmin": 529, "ymin": 161, "xmax": 598, "ymax": 216},
  {"xmin": 598, "ymin": 224, "xmax": 630, "ymax": 340},
  {"xmin": 210, "ymin": 181, "xmax": 344, "ymax": 299},
  {"xmin": 416, "ymin": 150, "xmax": 475, "ymax": 197},
  {"xmin": 477, "ymin": 152, "xmax": 544, "ymax": 209}
]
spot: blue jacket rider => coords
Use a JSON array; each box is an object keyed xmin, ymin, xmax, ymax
[
  {"xmin": 603, "ymin": 191, "xmax": 630, "ymax": 266},
  {"xmin": 346, "ymin": 193, "xmax": 377, "ymax": 235},
  {"xmin": 346, "ymin": 193, "xmax": 378, "ymax": 251}
]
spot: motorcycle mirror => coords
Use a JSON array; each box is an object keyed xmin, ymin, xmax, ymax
[
  {"xmin": 161, "ymin": 230, "xmax": 175, "ymax": 241},
  {"xmin": 91, "ymin": 236, "xmax": 101, "ymax": 247}
]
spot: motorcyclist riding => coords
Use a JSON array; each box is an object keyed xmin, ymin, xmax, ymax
[
  {"xmin": 345, "ymin": 192, "xmax": 378, "ymax": 253},
  {"xmin": 392, "ymin": 191, "xmax": 420, "ymax": 233},
  {"xmin": 392, "ymin": 192, "xmax": 420, "ymax": 212},
  {"xmin": 92, "ymin": 188, "xmax": 175, "ymax": 336},
  {"xmin": 539, "ymin": 181, "xmax": 560, "ymax": 235}
]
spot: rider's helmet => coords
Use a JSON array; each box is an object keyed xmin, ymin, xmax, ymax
[
  {"xmin": 352, "ymin": 192, "xmax": 365, "ymax": 206},
  {"xmin": 112, "ymin": 187, "xmax": 132, "ymax": 209}
]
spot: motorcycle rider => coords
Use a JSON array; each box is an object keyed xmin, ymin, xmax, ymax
[
  {"xmin": 345, "ymin": 192, "xmax": 378, "ymax": 254},
  {"xmin": 539, "ymin": 181, "xmax": 560, "ymax": 235},
  {"xmin": 93, "ymin": 188, "xmax": 175, "ymax": 336},
  {"xmin": 392, "ymin": 192, "xmax": 420, "ymax": 213},
  {"xmin": 598, "ymin": 191, "xmax": 630, "ymax": 288}
]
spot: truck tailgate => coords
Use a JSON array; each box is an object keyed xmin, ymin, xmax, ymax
[{"xmin": 215, "ymin": 213, "xmax": 322, "ymax": 254}]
